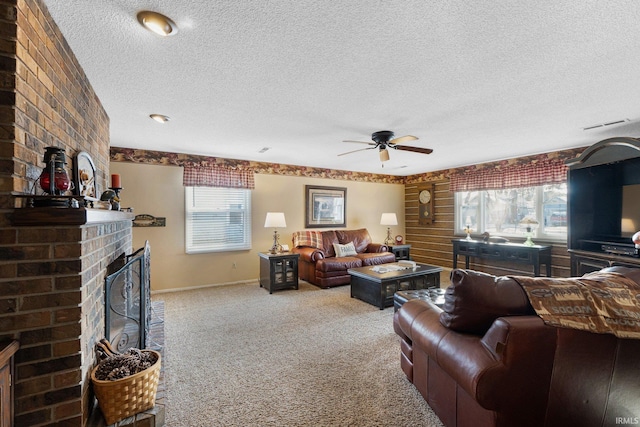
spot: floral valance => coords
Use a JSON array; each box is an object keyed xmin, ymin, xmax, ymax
[
  {"xmin": 183, "ymin": 164, "xmax": 255, "ymax": 189},
  {"xmin": 449, "ymin": 157, "xmax": 567, "ymax": 192}
]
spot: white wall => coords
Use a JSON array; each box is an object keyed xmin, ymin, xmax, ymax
[{"xmin": 110, "ymin": 162, "xmax": 405, "ymax": 291}]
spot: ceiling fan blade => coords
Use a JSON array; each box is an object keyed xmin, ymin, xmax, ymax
[
  {"xmin": 394, "ymin": 145, "xmax": 433, "ymax": 155},
  {"xmin": 338, "ymin": 147, "xmax": 376, "ymax": 156},
  {"xmin": 389, "ymin": 135, "xmax": 418, "ymax": 145},
  {"xmin": 342, "ymin": 140, "xmax": 376, "ymax": 145}
]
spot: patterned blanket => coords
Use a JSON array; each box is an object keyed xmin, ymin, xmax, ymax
[
  {"xmin": 292, "ymin": 230, "xmax": 323, "ymax": 250},
  {"xmin": 511, "ymin": 272, "xmax": 640, "ymax": 339}
]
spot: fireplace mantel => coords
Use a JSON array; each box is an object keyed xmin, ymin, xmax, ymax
[{"xmin": 10, "ymin": 207, "xmax": 135, "ymax": 226}]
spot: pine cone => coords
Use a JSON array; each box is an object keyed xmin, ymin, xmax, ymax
[
  {"xmin": 93, "ymin": 344, "xmax": 157, "ymax": 380},
  {"xmin": 95, "ymin": 354, "xmax": 129, "ymax": 380},
  {"xmin": 106, "ymin": 366, "xmax": 131, "ymax": 381}
]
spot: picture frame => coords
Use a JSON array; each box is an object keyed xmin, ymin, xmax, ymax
[
  {"xmin": 73, "ymin": 151, "xmax": 97, "ymax": 199},
  {"xmin": 305, "ymin": 185, "xmax": 346, "ymax": 228}
]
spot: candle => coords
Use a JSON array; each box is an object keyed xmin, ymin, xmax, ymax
[{"xmin": 111, "ymin": 174, "xmax": 121, "ymax": 188}]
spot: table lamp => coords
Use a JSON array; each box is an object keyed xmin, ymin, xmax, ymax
[
  {"xmin": 519, "ymin": 217, "xmax": 539, "ymax": 246},
  {"xmin": 380, "ymin": 213, "xmax": 398, "ymax": 246},
  {"xmin": 264, "ymin": 212, "xmax": 287, "ymax": 254}
]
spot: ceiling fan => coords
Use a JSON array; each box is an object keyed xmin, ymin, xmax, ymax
[{"xmin": 339, "ymin": 130, "xmax": 433, "ymax": 164}]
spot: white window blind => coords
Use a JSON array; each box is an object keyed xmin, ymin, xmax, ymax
[{"xmin": 185, "ymin": 186, "xmax": 252, "ymax": 253}]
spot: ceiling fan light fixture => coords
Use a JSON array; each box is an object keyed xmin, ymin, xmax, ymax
[
  {"xmin": 137, "ymin": 11, "xmax": 178, "ymax": 36},
  {"xmin": 379, "ymin": 148, "xmax": 390, "ymax": 162},
  {"xmin": 150, "ymin": 114, "xmax": 170, "ymax": 123}
]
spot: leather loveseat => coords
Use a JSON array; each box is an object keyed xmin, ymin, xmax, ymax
[
  {"xmin": 291, "ymin": 228, "xmax": 395, "ymax": 288},
  {"xmin": 393, "ymin": 267, "xmax": 640, "ymax": 427}
]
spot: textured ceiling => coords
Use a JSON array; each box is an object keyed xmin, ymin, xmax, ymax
[{"xmin": 43, "ymin": 0, "xmax": 640, "ymax": 176}]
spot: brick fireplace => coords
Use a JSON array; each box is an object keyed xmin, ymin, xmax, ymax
[{"xmin": 9, "ymin": 210, "xmax": 134, "ymax": 425}]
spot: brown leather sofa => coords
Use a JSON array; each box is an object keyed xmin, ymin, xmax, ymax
[
  {"xmin": 291, "ymin": 228, "xmax": 395, "ymax": 288},
  {"xmin": 393, "ymin": 267, "xmax": 640, "ymax": 427}
]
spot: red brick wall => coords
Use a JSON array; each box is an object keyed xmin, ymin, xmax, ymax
[
  {"xmin": 1, "ymin": 0, "xmax": 109, "ymax": 207},
  {"xmin": 0, "ymin": 0, "xmax": 116, "ymax": 425}
]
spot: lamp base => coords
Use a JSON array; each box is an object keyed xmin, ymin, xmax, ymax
[
  {"xmin": 269, "ymin": 230, "xmax": 281, "ymax": 254},
  {"xmin": 523, "ymin": 226, "xmax": 535, "ymax": 246},
  {"xmin": 384, "ymin": 227, "xmax": 394, "ymax": 246},
  {"xmin": 524, "ymin": 234, "xmax": 535, "ymax": 246},
  {"xmin": 268, "ymin": 245, "xmax": 281, "ymax": 254}
]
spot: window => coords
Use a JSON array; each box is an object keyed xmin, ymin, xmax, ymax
[
  {"xmin": 185, "ymin": 186, "xmax": 251, "ymax": 253},
  {"xmin": 455, "ymin": 183, "xmax": 567, "ymax": 241}
]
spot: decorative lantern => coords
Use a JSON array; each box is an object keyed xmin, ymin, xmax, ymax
[{"xmin": 39, "ymin": 147, "xmax": 71, "ymax": 195}]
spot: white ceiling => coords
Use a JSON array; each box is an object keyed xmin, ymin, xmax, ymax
[{"xmin": 43, "ymin": 0, "xmax": 640, "ymax": 176}]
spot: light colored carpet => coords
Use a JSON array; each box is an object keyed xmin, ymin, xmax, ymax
[{"xmin": 158, "ymin": 281, "xmax": 444, "ymax": 427}]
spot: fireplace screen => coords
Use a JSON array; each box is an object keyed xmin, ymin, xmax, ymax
[{"xmin": 105, "ymin": 241, "xmax": 151, "ymax": 352}]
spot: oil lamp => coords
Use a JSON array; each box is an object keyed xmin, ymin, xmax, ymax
[{"xmin": 39, "ymin": 147, "xmax": 71, "ymax": 195}]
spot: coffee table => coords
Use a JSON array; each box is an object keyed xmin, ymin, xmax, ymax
[{"xmin": 348, "ymin": 262, "xmax": 443, "ymax": 309}]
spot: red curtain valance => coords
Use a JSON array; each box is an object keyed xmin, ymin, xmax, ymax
[
  {"xmin": 183, "ymin": 164, "xmax": 255, "ymax": 189},
  {"xmin": 449, "ymin": 158, "xmax": 567, "ymax": 192}
]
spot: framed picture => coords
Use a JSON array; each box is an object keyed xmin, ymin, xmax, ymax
[
  {"xmin": 73, "ymin": 151, "xmax": 97, "ymax": 199},
  {"xmin": 305, "ymin": 185, "xmax": 346, "ymax": 228}
]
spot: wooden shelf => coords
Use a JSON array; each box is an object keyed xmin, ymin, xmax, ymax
[{"xmin": 10, "ymin": 207, "xmax": 135, "ymax": 226}]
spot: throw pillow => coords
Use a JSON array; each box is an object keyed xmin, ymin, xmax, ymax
[
  {"xmin": 333, "ymin": 242, "xmax": 358, "ymax": 257},
  {"xmin": 439, "ymin": 269, "xmax": 535, "ymax": 335}
]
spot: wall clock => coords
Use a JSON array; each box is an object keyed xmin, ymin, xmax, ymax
[{"xmin": 418, "ymin": 183, "xmax": 434, "ymax": 225}]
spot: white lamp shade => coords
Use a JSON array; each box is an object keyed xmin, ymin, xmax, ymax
[
  {"xmin": 264, "ymin": 212, "xmax": 286, "ymax": 228},
  {"xmin": 380, "ymin": 213, "xmax": 398, "ymax": 226}
]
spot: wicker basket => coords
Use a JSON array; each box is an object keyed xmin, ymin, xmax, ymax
[{"xmin": 91, "ymin": 350, "xmax": 161, "ymax": 425}]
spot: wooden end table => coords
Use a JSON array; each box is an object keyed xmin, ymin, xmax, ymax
[
  {"xmin": 259, "ymin": 252, "xmax": 299, "ymax": 293},
  {"xmin": 387, "ymin": 244, "xmax": 411, "ymax": 261}
]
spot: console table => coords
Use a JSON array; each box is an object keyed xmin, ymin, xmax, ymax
[{"xmin": 452, "ymin": 239, "xmax": 552, "ymax": 277}]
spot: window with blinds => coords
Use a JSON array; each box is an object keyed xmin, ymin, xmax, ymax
[{"xmin": 185, "ymin": 186, "xmax": 252, "ymax": 253}]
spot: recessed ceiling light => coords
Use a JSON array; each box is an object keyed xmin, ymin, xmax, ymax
[
  {"xmin": 150, "ymin": 114, "xmax": 170, "ymax": 123},
  {"xmin": 137, "ymin": 11, "xmax": 178, "ymax": 36}
]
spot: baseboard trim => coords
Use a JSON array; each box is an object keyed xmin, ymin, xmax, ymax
[{"xmin": 151, "ymin": 279, "xmax": 257, "ymax": 295}]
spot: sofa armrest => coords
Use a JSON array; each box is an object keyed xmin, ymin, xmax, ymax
[
  {"xmin": 394, "ymin": 299, "xmax": 441, "ymax": 342},
  {"xmin": 292, "ymin": 246, "xmax": 324, "ymax": 262},
  {"xmin": 366, "ymin": 243, "xmax": 388, "ymax": 253},
  {"xmin": 437, "ymin": 315, "xmax": 556, "ymax": 417}
]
